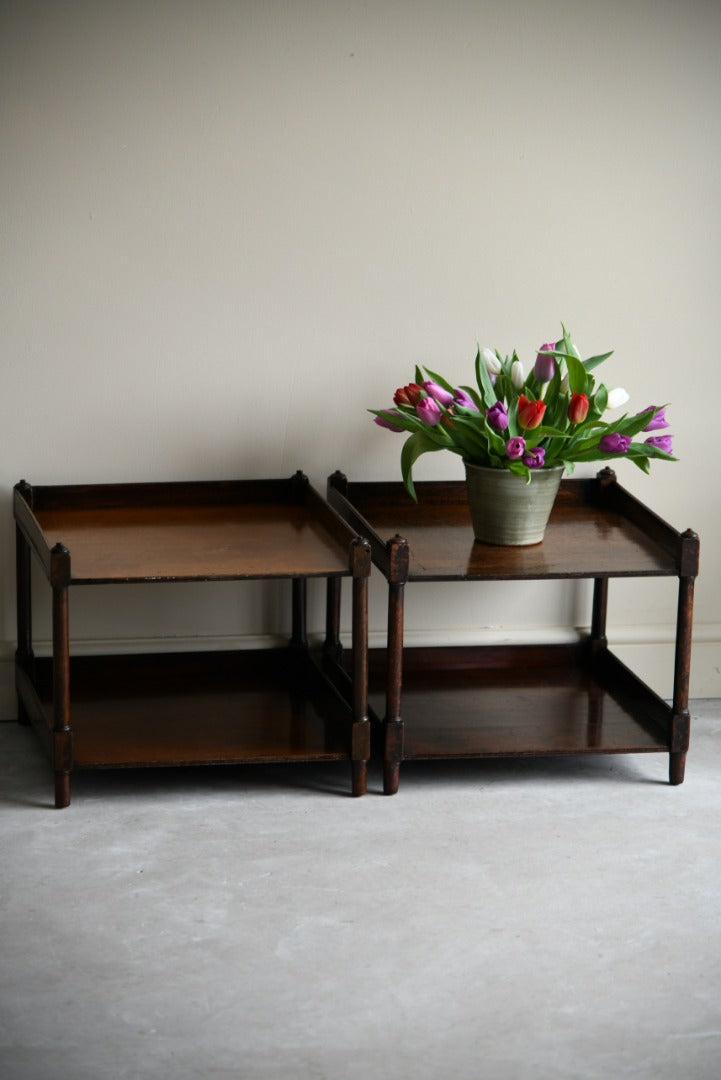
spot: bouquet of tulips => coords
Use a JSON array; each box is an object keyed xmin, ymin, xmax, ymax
[{"xmin": 371, "ymin": 324, "xmax": 676, "ymax": 500}]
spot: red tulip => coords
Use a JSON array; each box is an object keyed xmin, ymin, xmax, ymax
[
  {"xmin": 568, "ymin": 392, "xmax": 589, "ymax": 424},
  {"xmin": 517, "ymin": 394, "xmax": 546, "ymax": 430},
  {"xmin": 393, "ymin": 383, "xmax": 424, "ymax": 407}
]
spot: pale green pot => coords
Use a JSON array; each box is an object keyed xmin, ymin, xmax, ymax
[{"xmin": 464, "ymin": 462, "xmax": 564, "ymax": 546}]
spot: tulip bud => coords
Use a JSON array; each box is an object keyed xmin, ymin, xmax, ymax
[
  {"xmin": 599, "ymin": 433, "xmax": 631, "ymax": 454},
  {"xmin": 568, "ymin": 392, "xmax": 589, "ymax": 424},
  {"xmin": 506, "ymin": 437, "xmax": 526, "ymax": 460},
  {"xmin": 606, "ymin": 388, "xmax": 630, "ymax": 410},
  {"xmin": 534, "ymin": 344, "xmax": 556, "ymax": 383},
  {"xmin": 454, "ymin": 388, "xmax": 478, "ymax": 411},
  {"xmin": 415, "ymin": 397, "xmax": 442, "ymax": 426},
  {"xmin": 486, "ymin": 401, "xmax": 509, "ymax": 431},
  {"xmin": 481, "ymin": 347, "xmax": 502, "ymax": 376},
  {"xmin": 374, "ymin": 411, "xmax": 405, "ymax": 432},
  {"xmin": 517, "ymin": 394, "xmax": 546, "ymax": 430},
  {"xmin": 645, "ymin": 434, "xmax": 673, "ymax": 453},
  {"xmin": 422, "ymin": 380, "xmax": 455, "ymax": 407},
  {"xmin": 510, "ymin": 359, "xmax": 524, "ymax": 389},
  {"xmin": 393, "ymin": 383, "xmax": 423, "ymax": 407},
  {"xmin": 522, "ymin": 447, "xmax": 546, "ymax": 469},
  {"xmin": 640, "ymin": 406, "xmax": 669, "ymax": 431}
]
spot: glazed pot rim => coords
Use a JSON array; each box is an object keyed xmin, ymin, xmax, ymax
[{"xmin": 463, "ymin": 460, "xmax": 564, "ymax": 475}]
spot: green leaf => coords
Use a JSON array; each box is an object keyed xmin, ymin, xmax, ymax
[
  {"xmin": 592, "ymin": 384, "xmax": 608, "ymax": 415},
  {"xmin": 368, "ymin": 409, "xmax": 420, "ymax": 434},
  {"xmin": 561, "ymin": 324, "xmax": 580, "ymax": 359},
  {"xmin": 565, "ymin": 354, "xmax": 589, "ymax": 395},
  {"xmin": 443, "ymin": 415, "xmax": 488, "ymax": 460},
  {"xmin": 507, "ymin": 398, "xmax": 520, "ymax": 438},
  {"xmin": 533, "ymin": 424, "xmax": 571, "ymax": 439},
  {"xmin": 627, "ymin": 441, "xmax": 678, "ymax": 462},
  {"xmin": 400, "ymin": 431, "xmax": 444, "ymax": 501},
  {"xmin": 543, "ymin": 367, "xmax": 564, "ymax": 427},
  {"xmin": 474, "ymin": 346, "xmax": 498, "ymax": 406},
  {"xmin": 507, "ymin": 461, "xmax": 532, "ymax": 483},
  {"xmin": 489, "ymin": 431, "xmax": 509, "ymax": 457},
  {"xmin": 582, "ymin": 350, "xmax": 613, "ymax": 373},
  {"xmin": 612, "ymin": 411, "xmax": 662, "ymax": 438}
]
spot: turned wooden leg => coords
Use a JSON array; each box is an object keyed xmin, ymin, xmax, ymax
[
  {"xmin": 291, "ymin": 577, "xmax": 307, "ymax": 647},
  {"xmin": 383, "ymin": 761, "xmax": 400, "ymax": 796},
  {"xmin": 54, "ymin": 771, "xmax": 71, "ymax": 808},
  {"xmin": 350, "ymin": 541, "xmax": 370, "ymax": 796},
  {"xmin": 669, "ymin": 559, "xmax": 697, "ymax": 787},
  {"xmin": 352, "ymin": 759, "xmax": 367, "ymax": 797},
  {"xmin": 324, "ymin": 576, "xmax": 342, "ymax": 663},
  {"xmin": 590, "ymin": 577, "xmax": 608, "ymax": 653},
  {"xmin": 15, "ymin": 518, "xmax": 33, "ymax": 725},
  {"xmin": 51, "ymin": 546, "xmax": 72, "ymax": 809},
  {"xmin": 669, "ymin": 751, "xmax": 686, "ymax": 786},
  {"xmin": 384, "ymin": 577, "xmax": 405, "ymax": 796}
]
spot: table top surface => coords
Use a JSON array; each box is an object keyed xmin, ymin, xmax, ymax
[
  {"xmin": 17, "ymin": 481, "xmax": 356, "ymax": 583},
  {"xmin": 336, "ymin": 478, "xmax": 683, "ymax": 580}
]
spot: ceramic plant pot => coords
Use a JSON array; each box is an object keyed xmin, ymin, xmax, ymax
[{"xmin": 464, "ymin": 462, "xmax": 564, "ymax": 546}]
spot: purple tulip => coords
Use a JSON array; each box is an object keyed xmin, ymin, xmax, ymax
[
  {"xmin": 506, "ymin": 437, "xmax": 526, "ymax": 460},
  {"xmin": 522, "ymin": 447, "xmax": 546, "ymax": 468},
  {"xmin": 374, "ymin": 410, "xmax": 405, "ymax": 432},
  {"xmin": 645, "ymin": 434, "xmax": 673, "ymax": 453},
  {"xmin": 422, "ymin": 380, "xmax": 455, "ymax": 407},
  {"xmin": 454, "ymin": 388, "xmax": 479, "ymax": 411},
  {"xmin": 640, "ymin": 406, "xmax": 669, "ymax": 431},
  {"xmin": 415, "ymin": 397, "xmax": 442, "ymax": 426},
  {"xmin": 534, "ymin": 343, "xmax": 556, "ymax": 383},
  {"xmin": 600, "ymin": 433, "xmax": 631, "ymax": 454},
  {"xmin": 486, "ymin": 400, "xmax": 509, "ymax": 431}
]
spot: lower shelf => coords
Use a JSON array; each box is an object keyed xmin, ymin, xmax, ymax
[
  {"xmin": 367, "ymin": 643, "xmax": 672, "ymax": 759},
  {"xmin": 20, "ymin": 647, "xmax": 357, "ymax": 768}
]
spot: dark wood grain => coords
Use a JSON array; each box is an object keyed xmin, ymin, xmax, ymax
[
  {"xmin": 14, "ymin": 476, "xmax": 371, "ymax": 804},
  {"xmin": 26, "ymin": 650, "xmax": 354, "ymax": 768},
  {"xmin": 328, "ymin": 471, "xmax": 698, "ymax": 793},
  {"xmin": 365, "ymin": 643, "xmax": 669, "ymax": 759},
  {"xmin": 15, "ymin": 476, "xmax": 360, "ymax": 584},
  {"xmin": 328, "ymin": 474, "xmax": 687, "ymax": 581}
]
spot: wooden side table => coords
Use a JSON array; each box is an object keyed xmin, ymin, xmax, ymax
[
  {"xmin": 328, "ymin": 468, "xmax": 699, "ymax": 794},
  {"xmin": 14, "ymin": 472, "xmax": 371, "ymax": 807}
]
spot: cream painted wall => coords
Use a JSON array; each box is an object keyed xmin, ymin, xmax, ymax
[{"xmin": 2, "ymin": 0, "xmax": 720, "ymax": 713}]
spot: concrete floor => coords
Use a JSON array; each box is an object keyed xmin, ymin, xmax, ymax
[{"xmin": 1, "ymin": 704, "xmax": 720, "ymax": 1080}]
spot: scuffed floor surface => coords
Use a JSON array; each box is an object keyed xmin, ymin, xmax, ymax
[{"xmin": 1, "ymin": 703, "xmax": 720, "ymax": 1080}]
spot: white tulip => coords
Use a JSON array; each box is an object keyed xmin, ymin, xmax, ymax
[
  {"xmin": 606, "ymin": 387, "xmax": 630, "ymax": 410},
  {"xmin": 510, "ymin": 359, "xmax": 524, "ymax": 389},
  {"xmin": 481, "ymin": 347, "xmax": 502, "ymax": 375}
]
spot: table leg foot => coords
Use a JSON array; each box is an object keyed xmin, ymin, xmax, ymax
[
  {"xmin": 383, "ymin": 763, "xmax": 399, "ymax": 795},
  {"xmin": 351, "ymin": 760, "xmax": 367, "ymax": 797},
  {"xmin": 669, "ymin": 751, "xmax": 686, "ymax": 786},
  {"xmin": 54, "ymin": 772, "xmax": 71, "ymax": 809}
]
